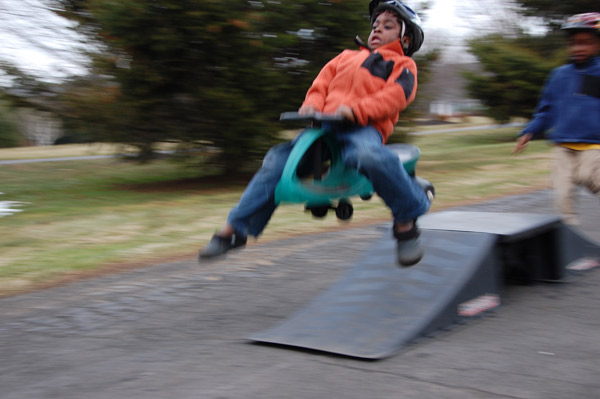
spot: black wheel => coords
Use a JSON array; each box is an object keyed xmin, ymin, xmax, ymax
[
  {"xmin": 415, "ymin": 176, "xmax": 435, "ymax": 201},
  {"xmin": 335, "ymin": 200, "xmax": 353, "ymax": 220},
  {"xmin": 425, "ymin": 188, "xmax": 435, "ymax": 202},
  {"xmin": 360, "ymin": 193, "xmax": 372, "ymax": 201},
  {"xmin": 310, "ymin": 206, "xmax": 329, "ymax": 218}
]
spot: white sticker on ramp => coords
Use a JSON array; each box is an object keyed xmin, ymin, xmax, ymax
[
  {"xmin": 458, "ymin": 294, "xmax": 500, "ymax": 317},
  {"xmin": 566, "ymin": 257, "xmax": 599, "ymax": 271}
]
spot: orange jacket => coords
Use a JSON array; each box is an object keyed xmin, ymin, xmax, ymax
[{"xmin": 302, "ymin": 39, "xmax": 417, "ymax": 143}]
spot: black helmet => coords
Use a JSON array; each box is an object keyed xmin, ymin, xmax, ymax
[
  {"xmin": 368, "ymin": 0, "xmax": 424, "ymax": 56},
  {"xmin": 561, "ymin": 13, "xmax": 600, "ymax": 36}
]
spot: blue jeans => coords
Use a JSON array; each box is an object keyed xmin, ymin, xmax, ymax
[{"xmin": 227, "ymin": 124, "xmax": 430, "ymax": 237}]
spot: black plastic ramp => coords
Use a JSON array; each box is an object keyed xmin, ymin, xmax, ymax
[
  {"xmin": 418, "ymin": 211, "xmax": 563, "ymax": 239},
  {"xmin": 419, "ymin": 211, "xmax": 600, "ymax": 282},
  {"xmin": 248, "ymin": 229, "xmax": 501, "ymax": 359},
  {"xmin": 249, "ymin": 211, "xmax": 600, "ymax": 359}
]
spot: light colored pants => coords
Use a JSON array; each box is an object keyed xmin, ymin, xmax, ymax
[{"xmin": 552, "ymin": 146, "xmax": 600, "ymax": 225}]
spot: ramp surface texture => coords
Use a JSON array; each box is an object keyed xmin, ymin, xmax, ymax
[
  {"xmin": 418, "ymin": 211, "xmax": 561, "ymax": 239},
  {"xmin": 249, "ymin": 229, "xmax": 501, "ymax": 359},
  {"xmin": 249, "ymin": 211, "xmax": 600, "ymax": 359}
]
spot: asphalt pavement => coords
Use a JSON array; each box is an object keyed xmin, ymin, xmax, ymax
[{"xmin": 1, "ymin": 189, "xmax": 599, "ymax": 399}]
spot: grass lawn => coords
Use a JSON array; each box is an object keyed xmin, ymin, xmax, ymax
[{"xmin": 0, "ymin": 127, "xmax": 553, "ymax": 297}]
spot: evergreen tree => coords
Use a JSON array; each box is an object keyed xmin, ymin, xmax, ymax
[
  {"xmin": 51, "ymin": 0, "xmax": 372, "ymax": 173},
  {"xmin": 463, "ymin": 0, "xmax": 594, "ymax": 123},
  {"xmin": 464, "ymin": 34, "xmax": 563, "ymax": 123},
  {"xmin": 514, "ymin": 0, "xmax": 598, "ymax": 22}
]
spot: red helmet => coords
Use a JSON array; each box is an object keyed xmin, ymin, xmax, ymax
[{"xmin": 561, "ymin": 13, "xmax": 600, "ymax": 35}]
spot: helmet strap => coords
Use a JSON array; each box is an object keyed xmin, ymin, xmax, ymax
[{"xmin": 400, "ymin": 20, "xmax": 410, "ymax": 53}]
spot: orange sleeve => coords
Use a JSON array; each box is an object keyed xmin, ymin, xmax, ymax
[
  {"xmin": 351, "ymin": 57, "xmax": 418, "ymax": 126},
  {"xmin": 301, "ymin": 51, "xmax": 345, "ymax": 111}
]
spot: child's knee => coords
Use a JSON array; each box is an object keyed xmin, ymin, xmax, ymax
[
  {"xmin": 585, "ymin": 173, "xmax": 600, "ymax": 194},
  {"xmin": 262, "ymin": 142, "xmax": 291, "ymax": 169},
  {"xmin": 577, "ymin": 150, "xmax": 600, "ymax": 193},
  {"xmin": 344, "ymin": 146, "xmax": 380, "ymax": 170}
]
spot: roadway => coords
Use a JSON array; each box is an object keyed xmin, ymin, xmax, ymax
[{"xmin": 1, "ymin": 189, "xmax": 599, "ymax": 399}]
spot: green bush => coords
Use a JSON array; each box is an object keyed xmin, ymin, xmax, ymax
[{"xmin": 0, "ymin": 102, "xmax": 20, "ymax": 148}]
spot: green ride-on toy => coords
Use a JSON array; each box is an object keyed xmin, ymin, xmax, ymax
[{"xmin": 275, "ymin": 112, "xmax": 434, "ymax": 220}]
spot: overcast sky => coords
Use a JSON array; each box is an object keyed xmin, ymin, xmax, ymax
[
  {"xmin": 0, "ymin": 0, "xmax": 545, "ymax": 83},
  {"xmin": 0, "ymin": 0, "xmax": 88, "ymax": 82},
  {"xmin": 421, "ymin": 0, "xmax": 547, "ymax": 62}
]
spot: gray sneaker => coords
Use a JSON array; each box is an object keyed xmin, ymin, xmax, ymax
[
  {"xmin": 199, "ymin": 233, "xmax": 247, "ymax": 260},
  {"xmin": 393, "ymin": 222, "xmax": 424, "ymax": 267}
]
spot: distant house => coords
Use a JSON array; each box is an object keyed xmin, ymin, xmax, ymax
[
  {"xmin": 429, "ymin": 99, "xmax": 482, "ymax": 120},
  {"xmin": 417, "ymin": 62, "xmax": 482, "ymax": 120},
  {"xmin": 17, "ymin": 108, "xmax": 62, "ymax": 146}
]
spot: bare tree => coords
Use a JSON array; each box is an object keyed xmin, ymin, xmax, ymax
[{"xmin": 0, "ymin": 0, "xmax": 89, "ymax": 82}]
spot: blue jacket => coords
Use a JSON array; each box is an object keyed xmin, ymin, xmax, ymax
[{"xmin": 521, "ymin": 56, "xmax": 600, "ymax": 144}]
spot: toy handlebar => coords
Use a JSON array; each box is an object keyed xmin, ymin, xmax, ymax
[{"xmin": 279, "ymin": 111, "xmax": 347, "ymax": 124}]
